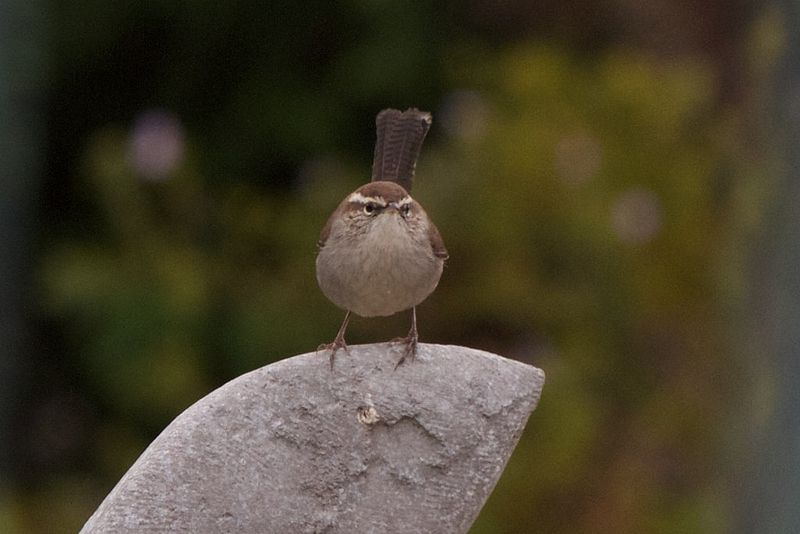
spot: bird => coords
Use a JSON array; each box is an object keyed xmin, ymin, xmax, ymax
[{"xmin": 315, "ymin": 108, "xmax": 448, "ymax": 368}]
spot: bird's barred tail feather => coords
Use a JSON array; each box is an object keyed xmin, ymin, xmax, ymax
[{"xmin": 371, "ymin": 108, "xmax": 432, "ymax": 193}]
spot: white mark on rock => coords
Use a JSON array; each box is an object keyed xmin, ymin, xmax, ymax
[{"xmin": 357, "ymin": 405, "xmax": 380, "ymax": 426}]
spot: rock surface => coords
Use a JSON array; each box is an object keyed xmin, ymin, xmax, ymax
[{"xmin": 81, "ymin": 343, "xmax": 545, "ymax": 533}]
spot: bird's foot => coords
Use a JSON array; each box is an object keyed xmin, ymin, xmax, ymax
[
  {"xmin": 392, "ymin": 332, "xmax": 418, "ymax": 369},
  {"xmin": 317, "ymin": 336, "xmax": 349, "ymax": 370}
]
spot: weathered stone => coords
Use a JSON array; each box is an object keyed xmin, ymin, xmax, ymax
[{"xmin": 82, "ymin": 343, "xmax": 545, "ymax": 533}]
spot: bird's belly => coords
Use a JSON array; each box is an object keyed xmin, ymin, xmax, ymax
[{"xmin": 316, "ymin": 234, "xmax": 443, "ymax": 317}]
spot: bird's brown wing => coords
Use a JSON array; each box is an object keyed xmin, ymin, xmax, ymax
[{"xmin": 428, "ymin": 220, "xmax": 449, "ymax": 260}]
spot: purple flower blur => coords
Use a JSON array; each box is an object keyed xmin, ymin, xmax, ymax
[
  {"xmin": 611, "ymin": 187, "xmax": 663, "ymax": 245},
  {"xmin": 128, "ymin": 109, "xmax": 186, "ymax": 181}
]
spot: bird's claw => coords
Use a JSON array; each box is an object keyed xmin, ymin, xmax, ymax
[
  {"xmin": 318, "ymin": 338, "xmax": 349, "ymax": 370},
  {"xmin": 392, "ymin": 334, "xmax": 418, "ymax": 369}
]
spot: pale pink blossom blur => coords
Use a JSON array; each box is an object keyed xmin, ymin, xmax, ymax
[
  {"xmin": 128, "ymin": 109, "xmax": 186, "ymax": 180},
  {"xmin": 611, "ymin": 187, "xmax": 663, "ymax": 244}
]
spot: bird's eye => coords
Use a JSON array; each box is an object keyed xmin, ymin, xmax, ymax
[
  {"xmin": 363, "ymin": 203, "xmax": 377, "ymax": 215},
  {"xmin": 400, "ymin": 204, "xmax": 411, "ymax": 216}
]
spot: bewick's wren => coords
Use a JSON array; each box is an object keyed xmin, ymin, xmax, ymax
[{"xmin": 316, "ymin": 108, "xmax": 448, "ymax": 368}]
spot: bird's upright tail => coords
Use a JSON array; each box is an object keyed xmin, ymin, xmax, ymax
[{"xmin": 371, "ymin": 108, "xmax": 432, "ymax": 193}]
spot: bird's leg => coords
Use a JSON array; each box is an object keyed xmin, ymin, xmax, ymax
[
  {"xmin": 393, "ymin": 307, "xmax": 419, "ymax": 369},
  {"xmin": 318, "ymin": 311, "xmax": 351, "ymax": 369}
]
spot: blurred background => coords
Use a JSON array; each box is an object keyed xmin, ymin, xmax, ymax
[{"xmin": 1, "ymin": 0, "xmax": 799, "ymax": 532}]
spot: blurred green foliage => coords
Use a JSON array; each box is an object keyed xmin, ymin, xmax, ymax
[{"xmin": 2, "ymin": 1, "xmax": 785, "ymax": 532}]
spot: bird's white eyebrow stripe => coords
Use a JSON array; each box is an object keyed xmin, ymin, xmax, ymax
[
  {"xmin": 347, "ymin": 192, "xmax": 413, "ymax": 205},
  {"xmin": 347, "ymin": 192, "xmax": 384, "ymax": 205}
]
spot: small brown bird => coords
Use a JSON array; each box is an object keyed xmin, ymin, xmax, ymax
[{"xmin": 316, "ymin": 108, "xmax": 448, "ymax": 368}]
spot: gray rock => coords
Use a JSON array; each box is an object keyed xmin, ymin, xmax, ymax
[{"xmin": 81, "ymin": 343, "xmax": 545, "ymax": 533}]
